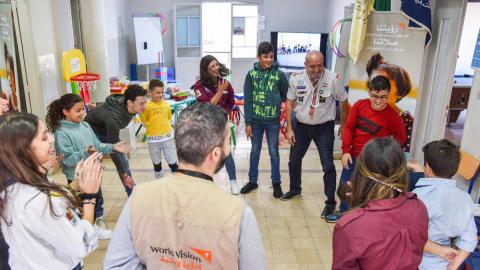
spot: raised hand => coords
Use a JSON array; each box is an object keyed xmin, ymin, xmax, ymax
[
  {"xmin": 114, "ymin": 141, "xmax": 132, "ymax": 154},
  {"xmin": 75, "ymin": 152, "xmax": 104, "ymax": 194}
]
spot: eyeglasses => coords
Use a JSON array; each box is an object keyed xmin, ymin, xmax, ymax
[{"xmin": 369, "ymin": 94, "xmax": 389, "ymax": 101}]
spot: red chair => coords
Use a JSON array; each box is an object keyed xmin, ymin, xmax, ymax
[{"xmin": 229, "ymin": 99, "xmax": 244, "ymax": 125}]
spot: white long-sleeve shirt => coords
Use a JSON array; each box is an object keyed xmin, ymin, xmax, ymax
[{"xmin": 1, "ymin": 182, "xmax": 98, "ymax": 269}]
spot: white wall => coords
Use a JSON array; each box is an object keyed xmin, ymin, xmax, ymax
[
  {"xmin": 455, "ymin": 2, "xmax": 480, "ymax": 76},
  {"xmin": 15, "ymin": 0, "xmax": 65, "ymax": 116},
  {"xmin": 104, "ymin": 0, "xmax": 130, "ymax": 78}
]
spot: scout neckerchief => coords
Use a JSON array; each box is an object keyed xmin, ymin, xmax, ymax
[{"xmin": 307, "ymin": 71, "xmax": 324, "ymax": 118}]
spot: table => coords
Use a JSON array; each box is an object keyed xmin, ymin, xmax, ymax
[{"xmin": 448, "ymin": 77, "xmax": 472, "ymax": 125}]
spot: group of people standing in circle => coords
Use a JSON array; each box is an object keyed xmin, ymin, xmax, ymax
[{"xmin": 0, "ymin": 39, "xmax": 477, "ymax": 270}]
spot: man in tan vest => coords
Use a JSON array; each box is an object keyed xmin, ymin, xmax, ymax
[{"xmin": 104, "ymin": 102, "xmax": 266, "ymax": 270}]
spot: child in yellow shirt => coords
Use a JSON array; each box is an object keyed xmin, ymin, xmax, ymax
[{"xmin": 141, "ymin": 79, "xmax": 178, "ymax": 178}]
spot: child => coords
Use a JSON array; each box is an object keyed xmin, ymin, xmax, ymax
[
  {"xmin": 326, "ymin": 75, "xmax": 406, "ymax": 223},
  {"xmin": 332, "ymin": 137, "xmax": 428, "ymax": 269},
  {"xmin": 240, "ymin": 41, "xmax": 288, "ymax": 198},
  {"xmin": 410, "ymin": 139, "xmax": 477, "ymax": 270},
  {"xmin": 141, "ymin": 79, "xmax": 178, "ymax": 179},
  {"xmin": 0, "ymin": 112, "xmax": 104, "ymax": 269},
  {"xmin": 46, "ymin": 94, "xmax": 131, "ymax": 237}
]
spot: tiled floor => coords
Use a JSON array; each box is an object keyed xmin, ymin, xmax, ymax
[{"xmin": 51, "ymin": 121, "xmax": 343, "ymax": 270}]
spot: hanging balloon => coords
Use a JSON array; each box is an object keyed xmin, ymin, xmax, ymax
[{"xmin": 154, "ymin": 13, "xmax": 168, "ymax": 37}]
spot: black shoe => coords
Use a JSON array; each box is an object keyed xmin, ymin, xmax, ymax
[
  {"xmin": 273, "ymin": 184, "xmax": 283, "ymax": 199},
  {"xmin": 240, "ymin": 182, "xmax": 258, "ymax": 194},
  {"xmin": 321, "ymin": 206, "xmax": 335, "ymax": 219},
  {"xmin": 280, "ymin": 191, "xmax": 301, "ymax": 201}
]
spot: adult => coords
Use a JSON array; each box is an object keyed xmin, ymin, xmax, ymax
[
  {"xmin": 332, "ymin": 137, "xmax": 428, "ymax": 269},
  {"xmin": 104, "ymin": 103, "xmax": 265, "ymax": 270},
  {"xmin": 281, "ymin": 51, "xmax": 349, "ymax": 219},
  {"xmin": 0, "ymin": 113, "xmax": 104, "ymax": 270},
  {"xmin": 193, "ymin": 54, "xmax": 240, "ymax": 195},
  {"xmin": 84, "ymin": 85, "xmax": 147, "ymax": 196}
]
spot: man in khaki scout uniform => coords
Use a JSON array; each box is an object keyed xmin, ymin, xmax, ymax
[{"xmin": 103, "ymin": 103, "xmax": 265, "ymax": 270}]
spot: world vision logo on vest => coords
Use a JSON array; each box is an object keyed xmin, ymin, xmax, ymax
[{"xmin": 150, "ymin": 246, "xmax": 213, "ymax": 269}]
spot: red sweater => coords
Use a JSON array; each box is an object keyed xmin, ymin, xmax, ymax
[
  {"xmin": 333, "ymin": 192, "xmax": 428, "ymax": 270},
  {"xmin": 342, "ymin": 99, "xmax": 406, "ymax": 157},
  {"xmin": 193, "ymin": 80, "xmax": 235, "ymax": 112}
]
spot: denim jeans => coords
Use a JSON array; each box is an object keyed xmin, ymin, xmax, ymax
[
  {"xmin": 96, "ymin": 134, "xmax": 133, "ymax": 196},
  {"xmin": 225, "ymin": 153, "xmax": 237, "ymax": 180},
  {"xmin": 339, "ymin": 157, "xmax": 356, "ymax": 212},
  {"xmin": 248, "ymin": 122, "xmax": 281, "ymax": 184},
  {"xmin": 288, "ymin": 121, "xmax": 336, "ymax": 208}
]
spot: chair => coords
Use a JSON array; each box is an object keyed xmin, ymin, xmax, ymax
[
  {"xmin": 460, "ymin": 151, "xmax": 480, "ymax": 270},
  {"xmin": 279, "ymin": 102, "xmax": 288, "ymax": 140}
]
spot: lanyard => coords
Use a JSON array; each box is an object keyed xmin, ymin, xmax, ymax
[
  {"xmin": 307, "ymin": 71, "xmax": 325, "ymax": 108},
  {"xmin": 176, "ymin": 169, "xmax": 213, "ymax": 182}
]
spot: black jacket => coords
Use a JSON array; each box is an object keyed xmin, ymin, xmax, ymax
[{"xmin": 84, "ymin": 94, "xmax": 133, "ymax": 175}]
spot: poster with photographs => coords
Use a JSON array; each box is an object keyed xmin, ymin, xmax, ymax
[
  {"xmin": 348, "ymin": 12, "xmax": 427, "ymax": 151},
  {"xmin": 0, "ymin": 2, "xmax": 19, "ymax": 112}
]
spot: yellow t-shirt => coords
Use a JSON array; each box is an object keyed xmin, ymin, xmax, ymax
[{"xmin": 140, "ymin": 100, "xmax": 173, "ymax": 142}]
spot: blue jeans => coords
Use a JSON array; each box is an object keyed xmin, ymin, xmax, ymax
[
  {"xmin": 96, "ymin": 134, "xmax": 133, "ymax": 196},
  {"xmin": 288, "ymin": 121, "xmax": 336, "ymax": 208},
  {"xmin": 248, "ymin": 122, "xmax": 281, "ymax": 184},
  {"xmin": 225, "ymin": 153, "xmax": 237, "ymax": 180},
  {"xmin": 339, "ymin": 157, "xmax": 356, "ymax": 212}
]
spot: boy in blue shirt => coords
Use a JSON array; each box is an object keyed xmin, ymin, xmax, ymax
[
  {"xmin": 409, "ymin": 139, "xmax": 477, "ymax": 270},
  {"xmin": 240, "ymin": 41, "xmax": 288, "ymax": 198}
]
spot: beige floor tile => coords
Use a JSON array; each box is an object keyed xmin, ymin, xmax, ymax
[
  {"xmin": 274, "ymin": 263, "xmax": 300, "ymax": 270},
  {"xmin": 272, "ymin": 249, "xmax": 297, "ymax": 264},
  {"xmin": 298, "ymin": 264, "xmax": 327, "ymax": 270},
  {"xmin": 294, "ymin": 250, "xmax": 322, "ymax": 264},
  {"xmin": 292, "ymin": 238, "xmax": 316, "ymax": 250},
  {"xmin": 269, "ymin": 237, "xmax": 293, "ymax": 250}
]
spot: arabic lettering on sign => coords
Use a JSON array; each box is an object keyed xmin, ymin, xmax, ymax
[
  {"xmin": 376, "ymin": 24, "xmax": 399, "ymax": 34},
  {"xmin": 373, "ymin": 38, "xmax": 399, "ymax": 46}
]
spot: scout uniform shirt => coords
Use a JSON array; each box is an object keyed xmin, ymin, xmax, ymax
[{"xmin": 287, "ymin": 69, "xmax": 348, "ymax": 125}]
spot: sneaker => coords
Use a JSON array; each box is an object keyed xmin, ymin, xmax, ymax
[
  {"xmin": 95, "ymin": 216, "xmax": 107, "ymax": 230},
  {"xmin": 154, "ymin": 170, "xmax": 164, "ymax": 179},
  {"xmin": 321, "ymin": 206, "xmax": 335, "ymax": 219},
  {"xmin": 273, "ymin": 184, "xmax": 283, "ymax": 199},
  {"xmin": 230, "ymin": 180, "xmax": 240, "ymax": 195},
  {"xmin": 240, "ymin": 182, "xmax": 258, "ymax": 194},
  {"xmin": 325, "ymin": 211, "xmax": 343, "ymax": 223},
  {"xmin": 280, "ymin": 191, "xmax": 301, "ymax": 201},
  {"xmin": 94, "ymin": 224, "xmax": 112, "ymax": 240}
]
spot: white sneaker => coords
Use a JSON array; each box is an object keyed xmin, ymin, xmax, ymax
[
  {"xmin": 95, "ymin": 216, "xmax": 107, "ymax": 230},
  {"xmin": 230, "ymin": 180, "xmax": 240, "ymax": 195},
  {"xmin": 154, "ymin": 170, "xmax": 164, "ymax": 179},
  {"xmin": 94, "ymin": 224, "xmax": 112, "ymax": 240}
]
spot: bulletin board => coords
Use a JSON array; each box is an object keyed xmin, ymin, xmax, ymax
[{"xmin": 133, "ymin": 15, "xmax": 164, "ymax": 65}]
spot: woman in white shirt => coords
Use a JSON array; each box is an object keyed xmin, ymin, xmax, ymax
[{"xmin": 0, "ymin": 112, "xmax": 104, "ymax": 270}]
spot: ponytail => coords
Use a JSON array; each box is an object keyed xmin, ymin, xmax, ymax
[{"xmin": 45, "ymin": 94, "xmax": 83, "ymax": 132}]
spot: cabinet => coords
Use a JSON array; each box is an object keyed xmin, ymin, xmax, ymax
[{"xmin": 448, "ymin": 77, "xmax": 472, "ymax": 125}]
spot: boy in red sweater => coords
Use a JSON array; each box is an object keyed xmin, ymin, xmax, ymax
[{"xmin": 326, "ymin": 75, "xmax": 406, "ymax": 223}]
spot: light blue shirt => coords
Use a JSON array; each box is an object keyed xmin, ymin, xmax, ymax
[
  {"xmin": 103, "ymin": 197, "xmax": 266, "ymax": 270},
  {"xmin": 413, "ymin": 178, "xmax": 477, "ymax": 270}
]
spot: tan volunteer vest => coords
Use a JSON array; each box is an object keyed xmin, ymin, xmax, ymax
[{"xmin": 130, "ymin": 173, "xmax": 245, "ymax": 270}]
